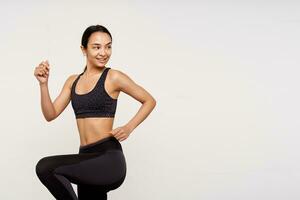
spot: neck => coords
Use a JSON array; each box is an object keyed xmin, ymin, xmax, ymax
[{"xmin": 84, "ymin": 63, "xmax": 106, "ymax": 77}]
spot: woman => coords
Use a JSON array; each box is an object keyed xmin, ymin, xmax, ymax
[{"xmin": 34, "ymin": 24, "xmax": 156, "ymax": 200}]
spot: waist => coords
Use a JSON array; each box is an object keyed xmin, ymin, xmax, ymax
[
  {"xmin": 76, "ymin": 117, "xmax": 114, "ymax": 136},
  {"xmin": 79, "ymin": 136, "xmax": 122, "ymax": 154}
]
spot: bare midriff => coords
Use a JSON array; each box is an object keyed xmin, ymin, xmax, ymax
[{"xmin": 76, "ymin": 117, "xmax": 115, "ymax": 147}]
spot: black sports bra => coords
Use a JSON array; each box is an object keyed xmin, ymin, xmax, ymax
[{"xmin": 71, "ymin": 67, "xmax": 118, "ymax": 118}]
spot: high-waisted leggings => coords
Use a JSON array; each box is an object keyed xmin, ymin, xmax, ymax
[{"xmin": 35, "ymin": 136, "xmax": 126, "ymax": 200}]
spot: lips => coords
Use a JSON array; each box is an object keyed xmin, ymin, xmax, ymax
[{"xmin": 96, "ymin": 58, "xmax": 106, "ymax": 62}]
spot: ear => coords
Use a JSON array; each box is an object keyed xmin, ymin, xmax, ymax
[{"xmin": 80, "ymin": 45, "xmax": 86, "ymax": 56}]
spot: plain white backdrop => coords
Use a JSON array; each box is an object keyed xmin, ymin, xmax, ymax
[{"xmin": 0, "ymin": 0, "xmax": 299, "ymax": 199}]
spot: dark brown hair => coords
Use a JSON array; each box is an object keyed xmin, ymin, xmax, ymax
[{"xmin": 81, "ymin": 25, "xmax": 112, "ymax": 72}]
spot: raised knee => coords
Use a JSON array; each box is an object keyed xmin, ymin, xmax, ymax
[{"xmin": 35, "ymin": 157, "xmax": 52, "ymax": 177}]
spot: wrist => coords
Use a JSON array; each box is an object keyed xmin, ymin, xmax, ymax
[
  {"xmin": 39, "ymin": 82, "xmax": 48, "ymax": 86},
  {"xmin": 125, "ymin": 123, "xmax": 135, "ymax": 133}
]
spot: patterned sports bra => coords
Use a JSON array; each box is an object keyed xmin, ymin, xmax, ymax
[{"xmin": 71, "ymin": 67, "xmax": 118, "ymax": 118}]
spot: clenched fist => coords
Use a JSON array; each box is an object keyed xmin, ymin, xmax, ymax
[{"xmin": 34, "ymin": 60, "xmax": 50, "ymax": 85}]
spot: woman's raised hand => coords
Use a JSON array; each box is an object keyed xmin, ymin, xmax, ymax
[{"xmin": 34, "ymin": 60, "xmax": 50, "ymax": 85}]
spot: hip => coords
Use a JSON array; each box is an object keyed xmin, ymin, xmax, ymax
[{"xmin": 79, "ymin": 136, "xmax": 123, "ymax": 154}]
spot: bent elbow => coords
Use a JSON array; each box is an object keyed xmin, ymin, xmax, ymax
[
  {"xmin": 45, "ymin": 117, "xmax": 53, "ymax": 122},
  {"xmin": 151, "ymin": 98, "xmax": 157, "ymax": 108},
  {"xmin": 44, "ymin": 114, "xmax": 57, "ymax": 122},
  {"xmin": 152, "ymin": 96, "xmax": 156, "ymax": 104}
]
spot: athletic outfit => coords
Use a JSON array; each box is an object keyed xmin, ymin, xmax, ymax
[
  {"xmin": 71, "ymin": 67, "xmax": 118, "ymax": 118},
  {"xmin": 35, "ymin": 67, "xmax": 126, "ymax": 200}
]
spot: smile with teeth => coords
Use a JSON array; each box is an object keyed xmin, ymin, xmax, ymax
[{"xmin": 97, "ymin": 58, "xmax": 106, "ymax": 61}]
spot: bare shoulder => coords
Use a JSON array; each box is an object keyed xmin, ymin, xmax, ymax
[
  {"xmin": 108, "ymin": 68, "xmax": 133, "ymax": 83},
  {"xmin": 108, "ymin": 67, "xmax": 156, "ymax": 103},
  {"xmin": 108, "ymin": 67, "xmax": 138, "ymax": 92},
  {"xmin": 108, "ymin": 68, "xmax": 123, "ymax": 77},
  {"xmin": 64, "ymin": 73, "xmax": 80, "ymax": 89}
]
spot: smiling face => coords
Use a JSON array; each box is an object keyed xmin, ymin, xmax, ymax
[{"xmin": 81, "ymin": 31, "xmax": 112, "ymax": 68}]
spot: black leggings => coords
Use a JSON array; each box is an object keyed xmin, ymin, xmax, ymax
[{"xmin": 35, "ymin": 136, "xmax": 126, "ymax": 200}]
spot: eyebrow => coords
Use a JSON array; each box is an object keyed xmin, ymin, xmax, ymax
[{"xmin": 91, "ymin": 42, "xmax": 112, "ymax": 46}]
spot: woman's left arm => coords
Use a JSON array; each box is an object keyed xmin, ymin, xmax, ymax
[{"xmin": 109, "ymin": 69, "xmax": 157, "ymax": 141}]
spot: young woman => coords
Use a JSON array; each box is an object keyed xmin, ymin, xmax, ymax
[{"xmin": 34, "ymin": 24, "xmax": 156, "ymax": 200}]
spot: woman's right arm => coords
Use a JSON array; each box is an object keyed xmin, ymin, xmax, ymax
[{"xmin": 34, "ymin": 60, "xmax": 77, "ymax": 122}]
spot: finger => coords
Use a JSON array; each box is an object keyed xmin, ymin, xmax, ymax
[
  {"xmin": 43, "ymin": 69, "xmax": 48, "ymax": 75},
  {"xmin": 42, "ymin": 66, "xmax": 49, "ymax": 74},
  {"xmin": 118, "ymin": 133, "xmax": 127, "ymax": 141},
  {"xmin": 40, "ymin": 64, "xmax": 49, "ymax": 71},
  {"xmin": 114, "ymin": 132, "xmax": 123, "ymax": 140},
  {"xmin": 111, "ymin": 128, "xmax": 120, "ymax": 135},
  {"xmin": 39, "ymin": 68, "xmax": 47, "ymax": 76},
  {"xmin": 39, "ymin": 68, "xmax": 46, "ymax": 75},
  {"xmin": 117, "ymin": 136, "xmax": 124, "ymax": 141},
  {"xmin": 39, "ymin": 63, "xmax": 45, "ymax": 68},
  {"xmin": 38, "ymin": 69, "xmax": 45, "ymax": 76},
  {"xmin": 119, "ymin": 136, "xmax": 127, "ymax": 142},
  {"xmin": 40, "ymin": 61, "xmax": 45, "ymax": 66},
  {"xmin": 40, "ymin": 66, "xmax": 46, "ymax": 72},
  {"xmin": 43, "ymin": 61, "xmax": 49, "ymax": 67},
  {"xmin": 114, "ymin": 130, "xmax": 123, "ymax": 138},
  {"xmin": 40, "ymin": 61, "xmax": 48, "ymax": 68}
]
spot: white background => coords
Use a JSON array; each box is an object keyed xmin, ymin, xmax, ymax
[{"xmin": 0, "ymin": 0, "xmax": 299, "ymax": 199}]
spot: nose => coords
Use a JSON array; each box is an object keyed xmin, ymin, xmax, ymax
[{"xmin": 99, "ymin": 48, "xmax": 106, "ymax": 56}]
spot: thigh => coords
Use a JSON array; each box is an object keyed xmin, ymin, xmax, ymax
[
  {"xmin": 53, "ymin": 150, "xmax": 126, "ymax": 186},
  {"xmin": 36, "ymin": 152, "xmax": 101, "ymax": 176}
]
